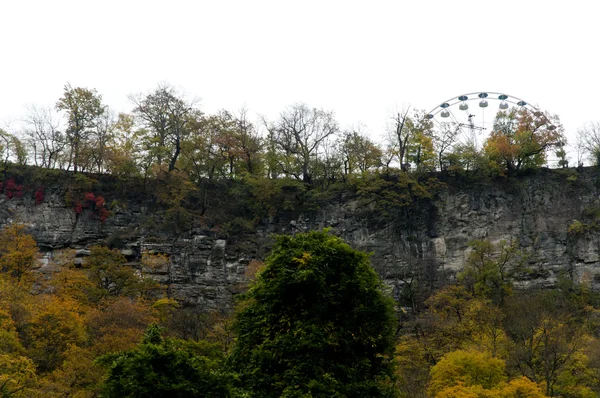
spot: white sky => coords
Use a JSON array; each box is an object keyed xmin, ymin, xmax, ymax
[{"xmin": 1, "ymin": 0, "xmax": 599, "ymax": 155}]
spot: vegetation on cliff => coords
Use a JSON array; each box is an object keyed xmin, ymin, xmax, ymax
[
  {"xmin": 2, "ymin": 84, "xmax": 600, "ymax": 396},
  {"xmin": 1, "ymin": 224, "xmax": 600, "ymax": 396},
  {"xmin": 0, "ymin": 82, "xmax": 581, "ymax": 237}
]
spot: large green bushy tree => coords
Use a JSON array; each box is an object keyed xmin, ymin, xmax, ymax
[
  {"xmin": 99, "ymin": 324, "xmax": 234, "ymax": 398},
  {"xmin": 229, "ymin": 229, "xmax": 397, "ymax": 397}
]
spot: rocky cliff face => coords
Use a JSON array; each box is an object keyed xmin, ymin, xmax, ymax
[{"xmin": 2, "ymin": 168, "xmax": 600, "ymax": 311}]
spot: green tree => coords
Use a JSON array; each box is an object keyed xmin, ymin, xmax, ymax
[
  {"xmin": 55, "ymin": 83, "xmax": 106, "ymax": 173},
  {"xmin": 130, "ymin": 83, "xmax": 196, "ymax": 172},
  {"xmin": 387, "ymin": 108, "xmax": 432, "ymax": 171},
  {"xmin": 84, "ymin": 246, "xmax": 141, "ymax": 301},
  {"xmin": 340, "ymin": 129, "xmax": 382, "ymax": 177},
  {"xmin": 0, "ymin": 129, "xmax": 27, "ymax": 171},
  {"xmin": 229, "ymin": 229, "xmax": 397, "ymax": 397},
  {"xmin": 99, "ymin": 324, "xmax": 233, "ymax": 398},
  {"xmin": 458, "ymin": 240, "xmax": 526, "ymax": 306}
]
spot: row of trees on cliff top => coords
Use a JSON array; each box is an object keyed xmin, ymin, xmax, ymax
[
  {"xmin": 3, "ymin": 223, "xmax": 600, "ymax": 396},
  {"xmin": 5, "ymin": 82, "xmax": 599, "ymax": 184}
]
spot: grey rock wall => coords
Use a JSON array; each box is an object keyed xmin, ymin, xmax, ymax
[{"xmin": 2, "ymin": 168, "xmax": 600, "ymax": 311}]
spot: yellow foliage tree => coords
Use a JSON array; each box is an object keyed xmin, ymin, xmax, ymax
[
  {"xmin": 0, "ymin": 224, "xmax": 39, "ymax": 283},
  {"xmin": 428, "ymin": 350, "xmax": 506, "ymax": 396},
  {"xmin": 22, "ymin": 295, "xmax": 87, "ymax": 373},
  {"xmin": 431, "ymin": 352, "xmax": 546, "ymax": 397},
  {"xmin": 496, "ymin": 377, "xmax": 546, "ymax": 397},
  {"xmin": 0, "ymin": 353, "xmax": 37, "ymax": 397}
]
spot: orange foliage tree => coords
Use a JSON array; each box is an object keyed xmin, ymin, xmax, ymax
[{"xmin": 484, "ymin": 108, "xmax": 565, "ymax": 174}]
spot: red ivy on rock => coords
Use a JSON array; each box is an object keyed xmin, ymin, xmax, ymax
[
  {"xmin": 75, "ymin": 192, "xmax": 109, "ymax": 223},
  {"xmin": 4, "ymin": 179, "xmax": 23, "ymax": 199},
  {"xmin": 35, "ymin": 187, "xmax": 45, "ymax": 204}
]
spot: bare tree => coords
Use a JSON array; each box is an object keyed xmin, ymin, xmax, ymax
[
  {"xmin": 577, "ymin": 121, "xmax": 600, "ymax": 165},
  {"xmin": 434, "ymin": 122, "xmax": 461, "ymax": 170},
  {"xmin": 22, "ymin": 105, "xmax": 66, "ymax": 168},
  {"xmin": 89, "ymin": 109, "xmax": 116, "ymax": 173},
  {"xmin": 388, "ymin": 108, "xmax": 433, "ymax": 171},
  {"xmin": 234, "ymin": 106, "xmax": 262, "ymax": 176},
  {"xmin": 390, "ymin": 108, "xmax": 411, "ymax": 170},
  {"xmin": 266, "ymin": 103, "xmax": 338, "ymax": 184}
]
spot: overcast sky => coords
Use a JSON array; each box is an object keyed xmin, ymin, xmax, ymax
[{"xmin": 2, "ymin": 0, "xmax": 598, "ymax": 154}]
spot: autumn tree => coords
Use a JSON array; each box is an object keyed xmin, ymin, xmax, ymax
[
  {"xmin": 131, "ymin": 83, "xmax": 196, "ymax": 172},
  {"xmin": 503, "ymin": 291, "xmax": 587, "ymax": 396},
  {"xmin": 458, "ymin": 239, "xmax": 526, "ymax": 306},
  {"xmin": 266, "ymin": 103, "xmax": 339, "ymax": 184},
  {"xmin": 387, "ymin": 108, "xmax": 433, "ymax": 171},
  {"xmin": 180, "ymin": 110, "xmax": 237, "ymax": 182},
  {"xmin": 484, "ymin": 107, "xmax": 565, "ymax": 174},
  {"xmin": 407, "ymin": 129, "xmax": 436, "ymax": 172},
  {"xmin": 577, "ymin": 120, "xmax": 600, "ymax": 165},
  {"xmin": 229, "ymin": 230, "xmax": 397, "ymax": 397},
  {"xmin": 0, "ymin": 353, "xmax": 37, "ymax": 397},
  {"xmin": 428, "ymin": 350, "xmax": 506, "ymax": 396},
  {"xmin": 84, "ymin": 246, "xmax": 141, "ymax": 301},
  {"xmin": 340, "ymin": 129, "xmax": 382, "ymax": 177},
  {"xmin": 22, "ymin": 295, "xmax": 87, "ymax": 373},
  {"xmin": 429, "ymin": 350, "xmax": 546, "ymax": 397},
  {"xmin": 0, "ymin": 129, "xmax": 27, "ymax": 171},
  {"xmin": 55, "ymin": 83, "xmax": 106, "ymax": 172},
  {"xmin": 0, "ymin": 224, "xmax": 39, "ymax": 283},
  {"xmin": 230, "ymin": 107, "xmax": 263, "ymax": 177},
  {"xmin": 434, "ymin": 122, "xmax": 461, "ymax": 171},
  {"xmin": 104, "ymin": 112, "xmax": 144, "ymax": 177},
  {"xmin": 86, "ymin": 108, "xmax": 116, "ymax": 173}
]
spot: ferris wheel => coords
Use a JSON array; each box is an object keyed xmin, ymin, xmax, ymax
[{"xmin": 424, "ymin": 92, "xmax": 557, "ymax": 149}]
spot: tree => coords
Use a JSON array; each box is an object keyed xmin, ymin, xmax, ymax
[
  {"xmin": 180, "ymin": 110, "xmax": 236, "ymax": 182},
  {"xmin": 0, "ymin": 353, "xmax": 37, "ymax": 397},
  {"xmin": 0, "ymin": 224, "xmax": 39, "ymax": 283},
  {"xmin": 99, "ymin": 324, "xmax": 233, "ymax": 398},
  {"xmin": 503, "ymin": 291, "xmax": 586, "ymax": 396},
  {"xmin": 131, "ymin": 83, "xmax": 196, "ymax": 172},
  {"xmin": 22, "ymin": 295, "xmax": 87, "ymax": 373},
  {"xmin": 407, "ymin": 129, "xmax": 436, "ymax": 172},
  {"xmin": 103, "ymin": 112, "xmax": 144, "ymax": 177},
  {"xmin": 484, "ymin": 108, "xmax": 565, "ymax": 174},
  {"xmin": 340, "ymin": 128, "xmax": 382, "ymax": 177},
  {"xmin": 0, "ymin": 129, "xmax": 27, "ymax": 172},
  {"xmin": 55, "ymin": 83, "xmax": 106, "ymax": 173},
  {"xmin": 577, "ymin": 121, "xmax": 600, "ymax": 165},
  {"xmin": 229, "ymin": 229, "xmax": 397, "ymax": 397},
  {"xmin": 84, "ymin": 246, "xmax": 141, "ymax": 301},
  {"xmin": 233, "ymin": 107, "xmax": 263, "ymax": 176},
  {"xmin": 266, "ymin": 103, "xmax": 339, "ymax": 184},
  {"xmin": 22, "ymin": 105, "xmax": 66, "ymax": 169},
  {"xmin": 428, "ymin": 350, "xmax": 505, "ymax": 396},
  {"xmin": 458, "ymin": 239, "xmax": 526, "ymax": 306},
  {"xmin": 387, "ymin": 108, "xmax": 433, "ymax": 171},
  {"xmin": 434, "ymin": 122, "xmax": 461, "ymax": 171}
]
